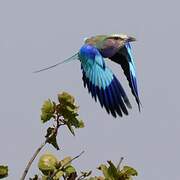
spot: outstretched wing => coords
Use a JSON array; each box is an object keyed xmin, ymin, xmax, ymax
[
  {"xmin": 79, "ymin": 44, "xmax": 132, "ymax": 117},
  {"xmin": 109, "ymin": 42, "xmax": 141, "ymax": 111}
]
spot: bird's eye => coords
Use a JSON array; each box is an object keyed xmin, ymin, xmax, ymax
[{"xmin": 113, "ymin": 37, "xmax": 119, "ymax": 40}]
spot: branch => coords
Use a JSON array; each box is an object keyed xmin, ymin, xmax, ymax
[
  {"xmin": 20, "ymin": 142, "xmax": 46, "ymax": 180},
  {"xmin": 20, "ymin": 119, "xmax": 61, "ymax": 180},
  {"xmin": 117, "ymin": 157, "xmax": 124, "ymax": 170},
  {"xmin": 63, "ymin": 151, "xmax": 85, "ymax": 168}
]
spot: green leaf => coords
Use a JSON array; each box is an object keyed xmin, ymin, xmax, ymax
[
  {"xmin": 59, "ymin": 106, "xmax": 78, "ymax": 120},
  {"xmin": 41, "ymin": 99, "xmax": 55, "ymax": 123},
  {"xmin": 38, "ymin": 153, "xmax": 58, "ymax": 176},
  {"xmin": 58, "ymin": 92, "xmax": 75, "ymax": 105},
  {"xmin": 42, "ymin": 176, "xmax": 48, "ymax": 180},
  {"xmin": 78, "ymin": 120, "xmax": 85, "ymax": 128},
  {"xmin": 119, "ymin": 166, "xmax": 138, "ymax": 178},
  {"xmin": 65, "ymin": 117, "xmax": 84, "ymax": 135},
  {"xmin": 64, "ymin": 165, "xmax": 76, "ymax": 176},
  {"xmin": 80, "ymin": 170, "xmax": 92, "ymax": 177},
  {"xmin": 98, "ymin": 164, "xmax": 110, "ymax": 179},
  {"xmin": 67, "ymin": 124, "xmax": 75, "ymax": 136},
  {"xmin": 107, "ymin": 161, "xmax": 119, "ymax": 179},
  {"xmin": 29, "ymin": 174, "xmax": 38, "ymax": 180},
  {"xmin": 0, "ymin": 166, "xmax": 8, "ymax": 179},
  {"xmin": 53, "ymin": 170, "xmax": 64, "ymax": 179},
  {"xmin": 69, "ymin": 117, "xmax": 84, "ymax": 128},
  {"xmin": 67, "ymin": 172, "xmax": 77, "ymax": 180},
  {"xmin": 66, "ymin": 105, "xmax": 76, "ymax": 112},
  {"xmin": 57, "ymin": 92, "xmax": 78, "ymax": 119},
  {"xmin": 56, "ymin": 92, "xmax": 84, "ymax": 135},
  {"xmin": 98, "ymin": 161, "xmax": 139, "ymax": 180},
  {"xmin": 45, "ymin": 127, "xmax": 60, "ymax": 150},
  {"xmin": 60, "ymin": 156, "xmax": 72, "ymax": 168}
]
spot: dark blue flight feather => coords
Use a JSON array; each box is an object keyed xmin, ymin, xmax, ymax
[
  {"xmin": 79, "ymin": 44, "xmax": 132, "ymax": 117},
  {"xmin": 110, "ymin": 42, "xmax": 141, "ymax": 111}
]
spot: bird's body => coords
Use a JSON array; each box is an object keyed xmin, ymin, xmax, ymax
[
  {"xmin": 84, "ymin": 34, "xmax": 135, "ymax": 58},
  {"xmin": 35, "ymin": 34, "xmax": 141, "ymax": 118}
]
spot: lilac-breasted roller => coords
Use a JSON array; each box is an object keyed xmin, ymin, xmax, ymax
[{"xmin": 35, "ymin": 34, "xmax": 141, "ymax": 118}]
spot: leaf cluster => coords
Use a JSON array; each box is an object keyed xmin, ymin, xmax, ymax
[
  {"xmin": 0, "ymin": 166, "xmax": 8, "ymax": 179},
  {"xmin": 32, "ymin": 157, "xmax": 138, "ymax": 180},
  {"xmin": 1, "ymin": 91, "xmax": 139, "ymax": 180},
  {"xmin": 88, "ymin": 161, "xmax": 138, "ymax": 180},
  {"xmin": 41, "ymin": 92, "xmax": 84, "ymax": 149},
  {"xmin": 31, "ymin": 153, "xmax": 78, "ymax": 180}
]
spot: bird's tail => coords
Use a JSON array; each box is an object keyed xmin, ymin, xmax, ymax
[{"xmin": 33, "ymin": 53, "xmax": 79, "ymax": 73}]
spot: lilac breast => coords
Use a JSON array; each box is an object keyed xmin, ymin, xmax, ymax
[
  {"xmin": 100, "ymin": 39, "xmax": 120, "ymax": 58},
  {"xmin": 100, "ymin": 47, "xmax": 118, "ymax": 58}
]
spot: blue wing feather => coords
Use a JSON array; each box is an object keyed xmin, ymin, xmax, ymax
[
  {"xmin": 125, "ymin": 43, "xmax": 139, "ymax": 98},
  {"xmin": 110, "ymin": 43, "xmax": 141, "ymax": 111},
  {"xmin": 79, "ymin": 44, "xmax": 131, "ymax": 117}
]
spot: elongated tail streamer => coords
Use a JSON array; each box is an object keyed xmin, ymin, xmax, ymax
[{"xmin": 34, "ymin": 53, "xmax": 78, "ymax": 73}]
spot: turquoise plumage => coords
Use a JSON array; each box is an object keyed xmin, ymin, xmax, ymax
[
  {"xmin": 79, "ymin": 44, "xmax": 131, "ymax": 117},
  {"xmin": 35, "ymin": 34, "xmax": 141, "ymax": 118}
]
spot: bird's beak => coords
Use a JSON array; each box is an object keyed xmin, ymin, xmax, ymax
[{"xmin": 127, "ymin": 36, "xmax": 136, "ymax": 42}]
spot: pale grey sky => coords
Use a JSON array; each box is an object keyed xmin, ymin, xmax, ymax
[{"xmin": 0, "ymin": 0, "xmax": 180, "ymax": 179}]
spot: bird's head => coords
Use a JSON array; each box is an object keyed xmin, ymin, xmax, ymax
[
  {"xmin": 108, "ymin": 34, "xmax": 136, "ymax": 43},
  {"xmin": 84, "ymin": 34, "xmax": 136, "ymax": 45}
]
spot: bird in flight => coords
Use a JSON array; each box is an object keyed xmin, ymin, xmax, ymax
[{"xmin": 35, "ymin": 34, "xmax": 141, "ymax": 118}]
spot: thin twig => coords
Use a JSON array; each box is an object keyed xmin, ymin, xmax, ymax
[
  {"xmin": 20, "ymin": 117, "xmax": 61, "ymax": 180},
  {"xmin": 76, "ymin": 174, "xmax": 86, "ymax": 180},
  {"xmin": 20, "ymin": 141, "xmax": 46, "ymax": 180},
  {"xmin": 63, "ymin": 151, "xmax": 85, "ymax": 168},
  {"xmin": 117, "ymin": 157, "xmax": 124, "ymax": 170},
  {"xmin": 76, "ymin": 170, "xmax": 92, "ymax": 180},
  {"xmin": 49, "ymin": 151, "xmax": 85, "ymax": 179}
]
